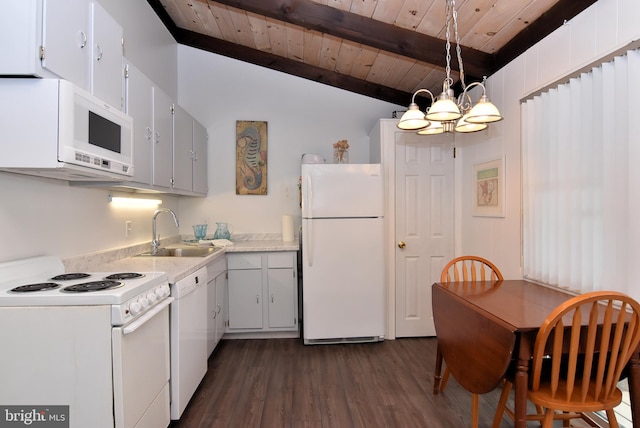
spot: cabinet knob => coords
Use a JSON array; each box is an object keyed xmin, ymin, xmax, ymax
[
  {"xmin": 398, "ymin": 241, "xmax": 406, "ymax": 249},
  {"xmin": 256, "ymin": 295, "xmax": 260, "ymax": 304},
  {"xmin": 79, "ymin": 31, "xmax": 87, "ymax": 49}
]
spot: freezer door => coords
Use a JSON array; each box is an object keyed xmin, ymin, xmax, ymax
[
  {"xmin": 302, "ymin": 217, "xmax": 385, "ymax": 342},
  {"xmin": 301, "ymin": 163, "xmax": 383, "ymax": 218}
]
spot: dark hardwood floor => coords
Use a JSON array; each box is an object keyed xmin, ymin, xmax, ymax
[{"xmin": 170, "ymin": 337, "xmax": 594, "ymax": 428}]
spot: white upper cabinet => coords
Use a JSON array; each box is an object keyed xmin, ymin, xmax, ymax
[
  {"xmin": 41, "ymin": 0, "xmax": 90, "ymax": 88},
  {"xmin": 193, "ymin": 120, "xmax": 208, "ymax": 195},
  {"xmin": 152, "ymin": 86, "xmax": 174, "ymax": 190},
  {"xmin": 172, "ymin": 105, "xmax": 194, "ymax": 193},
  {"xmin": 0, "ymin": 0, "xmax": 123, "ymax": 110},
  {"xmin": 90, "ymin": 1, "xmax": 123, "ymax": 109},
  {"xmin": 125, "ymin": 62, "xmax": 153, "ymax": 186},
  {"xmin": 172, "ymin": 106, "xmax": 208, "ymax": 196}
]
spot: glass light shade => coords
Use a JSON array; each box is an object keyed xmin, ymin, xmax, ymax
[
  {"xmin": 397, "ymin": 103, "xmax": 430, "ymax": 130},
  {"xmin": 455, "ymin": 114, "xmax": 488, "ymax": 133},
  {"xmin": 425, "ymin": 93, "xmax": 462, "ymax": 122},
  {"xmin": 417, "ymin": 121, "xmax": 444, "ymax": 135},
  {"xmin": 465, "ymin": 95, "xmax": 503, "ymax": 123}
]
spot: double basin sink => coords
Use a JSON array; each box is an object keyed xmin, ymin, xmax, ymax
[{"xmin": 137, "ymin": 246, "xmax": 221, "ymax": 258}]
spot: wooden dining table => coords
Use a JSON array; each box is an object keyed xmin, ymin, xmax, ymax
[{"xmin": 432, "ymin": 279, "xmax": 640, "ymax": 428}]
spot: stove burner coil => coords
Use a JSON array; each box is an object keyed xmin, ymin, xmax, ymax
[
  {"xmin": 10, "ymin": 282, "xmax": 61, "ymax": 292},
  {"xmin": 104, "ymin": 273, "xmax": 144, "ymax": 280},
  {"xmin": 50, "ymin": 273, "xmax": 91, "ymax": 281},
  {"xmin": 62, "ymin": 280, "xmax": 124, "ymax": 292}
]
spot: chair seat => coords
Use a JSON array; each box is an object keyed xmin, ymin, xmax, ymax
[{"xmin": 528, "ymin": 381, "xmax": 623, "ymax": 412}]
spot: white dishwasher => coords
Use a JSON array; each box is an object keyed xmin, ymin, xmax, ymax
[{"xmin": 170, "ymin": 267, "xmax": 208, "ymax": 420}]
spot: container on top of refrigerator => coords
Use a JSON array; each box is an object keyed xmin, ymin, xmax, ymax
[{"xmin": 301, "ymin": 153, "xmax": 326, "ymax": 164}]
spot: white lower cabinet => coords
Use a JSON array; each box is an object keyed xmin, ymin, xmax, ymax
[
  {"xmin": 227, "ymin": 252, "xmax": 298, "ymax": 333},
  {"xmin": 206, "ymin": 256, "xmax": 227, "ymax": 357}
]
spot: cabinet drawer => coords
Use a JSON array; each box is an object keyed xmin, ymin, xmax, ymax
[
  {"xmin": 227, "ymin": 254, "xmax": 262, "ymax": 270},
  {"xmin": 267, "ymin": 253, "xmax": 294, "ymax": 269}
]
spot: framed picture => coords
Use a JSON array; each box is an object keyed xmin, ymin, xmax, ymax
[
  {"xmin": 472, "ymin": 156, "xmax": 505, "ymax": 217},
  {"xmin": 236, "ymin": 120, "xmax": 268, "ymax": 195}
]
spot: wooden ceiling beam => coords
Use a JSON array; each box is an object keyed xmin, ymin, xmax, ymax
[
  {"xmin": 209, "ymin": 0, "xmax": 493, "ymax": 78},
  {"xmin": 175, "ymin": 27, "xmax": 412, "ymax": 107}
]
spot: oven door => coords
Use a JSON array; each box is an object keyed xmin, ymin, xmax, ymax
[{"xmin": 112, "ymin": 298, "xmax": 172, "ymax": 428}]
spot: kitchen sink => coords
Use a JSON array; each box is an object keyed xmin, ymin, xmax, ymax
[{"xmin": 136, "ymin": 246, "xmax": 221, "ymax": 257}]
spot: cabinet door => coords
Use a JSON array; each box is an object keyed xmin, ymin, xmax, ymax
[
  {"xmin": 267, "ymin": 268, "xmax": 296, "ymax": 329},
  {"xmin": 214, "ymin": 272, "xmax": 227, "ymax": 344},
  {"xmin": 206, "ymin": 276, "xmax": 216, "ymax": 357},
  {"xmin": 152, "ymin": 87, "xmax": 173, "ymax": 189},
  {"xmin": 42, "ymin": 0, "xmax": 89, "ymax": 88},
  {"xmin": 172, "ymin": 105, "xmax": 193, "ymax": 192},
  {"xmin": 227, "ymin": 270, "xmax": 262, "ymax": 330},
  {"xmin": 125, "ymin": 62, "xmax": 153, "ymax": 185},
  {"xmin": 90, "ymin": 1, "xmax": 123, "ymax": 110},
  {"xmin": 193, "ymin": 120, "xmax": 208, "ymax": 195}
]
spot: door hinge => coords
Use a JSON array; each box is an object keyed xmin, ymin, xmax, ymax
[
  {"xmin": 39, "ymin": 46, "xmax": 45, "ymax": 60},
  {"xmin": 124, "ymin": 64, "xmax": 129, "ymax": 79},
  {"xmin": 453, "ymin": 147, "xmax": 456, "ymax": 158}
]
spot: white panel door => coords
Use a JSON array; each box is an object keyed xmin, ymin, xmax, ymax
[{"xmin": 395, "ymin": 132, "xmax": 454, "ymax": 337}]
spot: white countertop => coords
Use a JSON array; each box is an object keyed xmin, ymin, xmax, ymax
[
  {"xmin": 81, "ymin": 239, "xmax": 299, "ymax": 284},
  {"xmin": 223, "ymin": 239, "xmax": 299, "ymax": 252}
]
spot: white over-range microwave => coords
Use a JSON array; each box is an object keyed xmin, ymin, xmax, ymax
[{"xmin": 0, "ymin": 78, "xmax": 133, "ymax": 181}]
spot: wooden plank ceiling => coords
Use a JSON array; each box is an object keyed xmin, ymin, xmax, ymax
[{"xmin": 146, "ymin": 0, "xmax": 596, "ymax": 107}]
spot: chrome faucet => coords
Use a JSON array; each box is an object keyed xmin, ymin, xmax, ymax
[{"xmin": 151, "ymin": 208, "xmax": 179, "ymax": 255}]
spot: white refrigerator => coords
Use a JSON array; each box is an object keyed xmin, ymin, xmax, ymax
[{"xmin": 301, "ymin": 163, "xmax": 385, "ymax": 344}]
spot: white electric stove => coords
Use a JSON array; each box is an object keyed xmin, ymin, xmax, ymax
[{"xmin": 0, "ymin": 255, "xmax": 172, "ymax": 428}]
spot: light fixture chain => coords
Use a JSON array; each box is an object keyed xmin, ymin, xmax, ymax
[
  {"xmin": 451, "ymin": 0, "xmax": 465, "ymax": 89},
  {"xmin": 444, "ymin": 0, "xmax": 452, "ymax": 83}
]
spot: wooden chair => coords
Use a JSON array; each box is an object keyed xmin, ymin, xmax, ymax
[
  {"xmin": 440, "ymin": 255, "xmax": 504, "ymax": 283},
  {"xmin": 492, "ymin": 291, "xmax": 640, "ymax": 428},
  {"xmin": 435, "ymin": 256, "xmax": 503, "ymax": 428}
]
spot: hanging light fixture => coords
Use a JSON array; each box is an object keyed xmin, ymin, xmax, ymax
[{"xmin": 397, "ymin": 0, "xmax": 503, "ymax": 135}]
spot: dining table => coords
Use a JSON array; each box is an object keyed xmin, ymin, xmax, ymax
[{"xmin": 432, "ymin": 279, "xmax": 640, "ymax": 428}]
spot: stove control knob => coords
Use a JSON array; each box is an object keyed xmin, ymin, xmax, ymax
[
  {"xmin": 139, "ymin": 296, "xmax": 150, "ymax": 309},
  {"xmin": 147, "ymin": 292, "xmax": 158, "ymax": 304},
  {"xmin": 129, "ymin": 301, "xmax": 142, "ymax": 315},
  {"xmin": 161, "ymin": 285, "xmax": 171, "ymax": 297}
]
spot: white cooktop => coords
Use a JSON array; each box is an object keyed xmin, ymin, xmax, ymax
[{"xmin": 0, "ymin": 255, "xmax": 168, "ymax": 307}]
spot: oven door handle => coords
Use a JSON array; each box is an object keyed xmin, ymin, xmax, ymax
[{"xmin": 123, "ymin": 297, "xmax": 174, "ymax": 335}]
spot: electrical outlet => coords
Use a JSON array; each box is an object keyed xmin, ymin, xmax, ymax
[{"xmin": 125, "ymin": 221, "xmax": 132, "ymax": 237}]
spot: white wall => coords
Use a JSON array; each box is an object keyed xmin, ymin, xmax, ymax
[
  {"xmin": 176, "ymin": 46, "xmax": 402, "ymax": 236},
  {"xmin": 456, "ymin": 0, "xmax": 640, "ymax": 279}
]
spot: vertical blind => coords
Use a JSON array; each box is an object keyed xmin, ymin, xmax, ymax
[{"xmin": 522, "ymin": 48, "xmax": 640, "ymax": 299}]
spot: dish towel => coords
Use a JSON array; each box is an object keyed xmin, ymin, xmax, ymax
[{"xmin": 199, "ymin": 238, "xmax": 234, "ymax": 247}]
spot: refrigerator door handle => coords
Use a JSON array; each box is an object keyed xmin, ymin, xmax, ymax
[
  {"xmin": 305, "ymin": 220, "xmax": 313, "ymax": 267},
  {"xmin": 305, "ymin": 174, "xmax": 313, "ymax": 219}
]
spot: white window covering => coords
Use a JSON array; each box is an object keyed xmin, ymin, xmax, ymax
[{"xmin": 522, "ymin": 49, "xmax": 640, "ymax": 299}]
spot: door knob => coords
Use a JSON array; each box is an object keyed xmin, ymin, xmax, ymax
[{"xmin": 398, "ymin": 241, "xmax": 406, "ymax": 249}]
